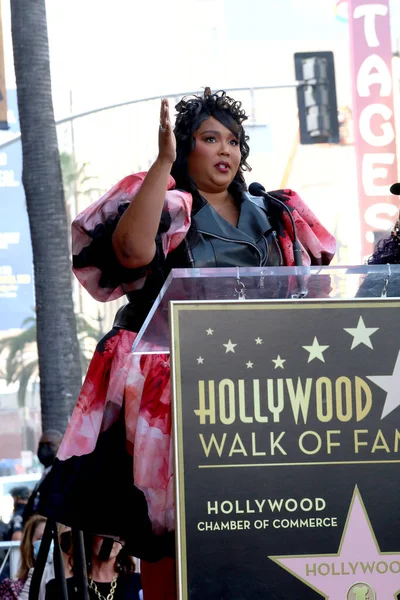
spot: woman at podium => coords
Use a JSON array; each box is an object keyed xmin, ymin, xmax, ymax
[{"xmin": 39, "ymin": 89, "xmax": 335, "ymax": 599}]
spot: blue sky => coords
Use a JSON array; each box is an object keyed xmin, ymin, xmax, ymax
[{"xmin": 225, "ymin": 0, "xmax": 400, "ymax": 42}]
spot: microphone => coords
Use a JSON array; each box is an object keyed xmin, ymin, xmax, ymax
[
  {"xmin": 98, "ymin": 537, "xmax": 115, "ymax": 561},
  {"xmin": 248, "ymin": 182, "xmax": 303, "ymax": 267},
  {"xmin": 390, "ymin": 183, "xmax": 400, "ymax": 195}
]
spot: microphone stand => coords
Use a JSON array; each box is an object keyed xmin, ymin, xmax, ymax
[{"xmin": 249, "ymin": 186, "xmax": 309, "ymax": 298}]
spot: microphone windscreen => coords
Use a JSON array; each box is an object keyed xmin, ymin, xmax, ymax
[
  {"xmin": 248, "ymin": 182, "xmax": 266, "ymax": 197},
  {"xmin": 390, "ymin": 183, "xmax": 400, "ymax": 195}
]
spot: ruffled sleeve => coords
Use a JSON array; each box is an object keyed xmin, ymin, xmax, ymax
[
  {"xmin": 72, "ymin": 172, "xmax": 192, "ymax": 301},
  {"xmin": 269, "ymin": 189, "xmax": 336, "ymax": 266}
]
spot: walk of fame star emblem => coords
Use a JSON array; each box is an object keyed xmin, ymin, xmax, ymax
[{"xmin": 270, "ymin": 487, "xmax": 400, "ymax": 599}]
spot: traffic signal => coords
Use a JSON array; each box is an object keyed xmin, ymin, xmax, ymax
[{"xmin": 294, "ymin": 51, "xmax": 339, "ymax": 144}]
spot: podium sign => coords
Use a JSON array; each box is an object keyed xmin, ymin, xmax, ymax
[{"xmin": 170, "ymin": 298, "xmax": 400, "ymax": 600}]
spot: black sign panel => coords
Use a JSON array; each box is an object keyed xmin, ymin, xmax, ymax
[{"xmin": 170, "ymin": 299, "xmax": 400, "ymax": 600}]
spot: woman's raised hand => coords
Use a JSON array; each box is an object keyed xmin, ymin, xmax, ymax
[{"xmin": 158, "ymin": 98, "xmax": 176, "ymax": 165}]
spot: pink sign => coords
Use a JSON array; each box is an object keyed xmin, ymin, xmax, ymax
[
  {"xmin": 348, "ymin": 0, "xmax": 398, "ymax": 258},
  {"xmin": 272, "ymin": 488, "xmax": 400, "ymax": 599}
]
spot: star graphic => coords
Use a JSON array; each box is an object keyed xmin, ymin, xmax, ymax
[
  {"xmin": 272, "ymin": 355, "xmax": 286, "ymax": 369},
  {"xmin": 206, "ymin": 328, "xmax": 214, "ymax": 336},
  {"xmin": 270, "ymin": 487, "xmax": 400, "ymax": 599},
  {"xmin": 255, "ymin": 337, "xmax": 263, "ymax": 345},
  {"xmin": 246, "ymin": 361, "xmax": 253, "ymax": 369},
  {"xmin": 197, "ymin": 356, "xmax": 204, "ymax": 364},
  {"xmin": 344, "ymin": 316, "xmax": 379, "ymax": 350},
  {"xmin": 367, "ymin": 349, "xmax": 400, "ymax": 419},
  {"xmin": 302, "ymin": 337, "xmax": 329, "ymax": 363},
  {"xmin": 223, "ymin": 340, "xmax": 237, "ymax": 353}
]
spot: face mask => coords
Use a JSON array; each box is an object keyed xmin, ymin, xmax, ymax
[
  {"xmin": 32, "ymin": 539, "xmax": 41, "ymax": 559},
  {"xmin": 37, "ymin": 444, "xmax": 56, "ymax": 468},
  {"xmin": 33, "ymin": 539, "xmax": 54, "ymax": 562}
]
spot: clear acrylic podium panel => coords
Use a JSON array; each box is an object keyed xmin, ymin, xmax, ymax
[{"xmin": 132, "ymin": 265, "xmax": 400, "ymax": 354}]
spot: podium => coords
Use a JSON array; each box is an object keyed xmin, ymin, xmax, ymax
[{"xmin": 134, "ymin": 265, "xmax": 400, "ymax": 600}]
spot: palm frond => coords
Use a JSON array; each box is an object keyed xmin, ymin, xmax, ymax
[
  {"xmin": 60, "ymin": 151, "xmax": 100, "ymax": 201},
  {"xmin": 0, "ymin": 324, "xmax": 36, "ymax": 353},
  {"xmin": 0, "ymin": 309, "xmax": 101, "ymax": 403},
  {"xmin": 75, "ymin": 313, "xmax": 102, "ymax": 341},
  {"xmin": 6, "ymin": 351, "xmax": 23, "ymax": 384},
  {"xmin": 1, "ymin": 329, "xmax": 36, "ymax": 384},
  {"xmin": 21, "ymin": 315, "xmax": 36, "ymax": 328}
]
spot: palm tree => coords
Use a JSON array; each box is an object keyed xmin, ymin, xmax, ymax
[
  {"xmin": 0, "ymin": 313, "xmax": 101, "ymax": 410},
  {"xmin": 0, "ymin": 316, "xmax": 37, "ymax": 410},
  {"xmin": 10, "ymin": 0, "xmax": 82, "ymax": 432},
  {"xmin": 59, "ymin": 151, "xmax": 102, "ymax": 211},
  {"xmin": 59, "ymin": 151, "xmax": 104, "ymax": 313}
]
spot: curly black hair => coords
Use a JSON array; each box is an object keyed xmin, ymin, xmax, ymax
[
  {"xmin": 368, "ymin": 220, "xmax": 400, "ymax": 264},
  {"xmin": 171, "ymin": 89, "xmax": 251, "ymax": 201}
]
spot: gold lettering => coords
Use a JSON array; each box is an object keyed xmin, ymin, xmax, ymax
[
  {"xmin": 326, "ymin": 430, "xmax": 341, "ymax": 454},
  {"xmin": 354, "ymin": 429, "xmax": 368, "ymax": 453},
  {"xmin": 299, "ymin": 431, "xmax": 322, "ymax": 455},
  {"xmin": 335, "ymin": 377, "xmax": 352, "ymax": 422},
  {"xmin": 194, "ymin": 380, "xmax": 216, "ymax": 424},
  {"xmin": 349, "ymin": 562, "xmax": 359, "ymax": 574},
  {"xmin": 371, "ymin": 429, "xmax": 390, "ymax": 453},
  {"xmin": 376, "ymin": 561, "xmax": 388, "ymax": 574},
  {"xmin": 360, "ymin": 561, "xmax": 375, "ymax": 574},
  {"xmin": 251, "ymin": 432, "xmax": 266, "ymax": 456},
  {"xmin": 318, "ymin": 563, "xmax": 330, "ymax": 576},
  {"xmin": 199, "ymin": 433, "xmax": 227, "ymax": 457},
  {"xmin": 254, "ymin": 499, "xmax": 266, "ymax": 512},
  {"xmin": 340, "ymin": 563, "xmax": 350, "ymax": 575},
  {"xmin": 316, "ymin": 377, "xmax": 333, "ymax": 422},
  {"xmin": 229, "ymin": 433, "xmax": 248, "ymax": 457},
  {"xmin": 253, "ymin": 379, "xmax": 268, "ymax": 423},
  {"xmin": 306, "ymin": 563, "xmax": 317, "ymax": 576},
  {"xmin": 270, "ymin": 431, "xmax": 287, "ymax": 455},
  {"xmin": 238, "ymin": 380, "xmax": 253, "ymax": 423},
  {"xmin": 355, "ymin": 377, "xmax": 372, "ymax": 421},
  {"xmin": 207, "ymin": 502, "xmax": 218, "ymax": 514},
  {"xmin": 267, "ymin": 379, "xmax": 284, "ymax": 423},
  {"xmin": 394, "ymin": 429, "xmax": 400, "ymax": 452},
  {"xmin": 286, "ymin": 377, "xmax": 312, "ymax": 425},
  {"xmin": 219, "ymin": 379, "xmax": 235, "ymax": 425}
]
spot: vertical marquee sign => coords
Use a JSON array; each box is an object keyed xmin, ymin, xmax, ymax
[
  {"xmin": 348, "ymin": 0, "xmax": 398, "ymax": 259},
  {"xmin": 171, "ymin": 299, "xmax": 400, "ymax": 600},
  {"xmin": 0, "ymin": 1, "xmax": 7, "ymax": 129}
]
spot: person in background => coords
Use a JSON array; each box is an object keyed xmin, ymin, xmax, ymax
[
  {"xmin": 0, "ymin": 513, "xmax": 10, "ymax": 582},
  {"xmin": 8, "ymin": 488, "xmax": 30, "ymax": 542},
  {"xmin": 357, "ymin": 209, "xmax": 400, "ymax": 297},
  {"xmin": 368, "ymin": 213, "xmax": 400, "ymax": 266},
  {"xmin": 23, "ymin": 430, "xmax": 63, "ymax": 524},
  {"xmin": 57, "ymin": 526, "xmax": 73, "ymax": 580},
  {"xmin": 20, "ymin": 525, "xmax": 72, "ymax": 600},
  {"xmin": 45, "ymin": 535, "xmax": 141, "ymax": 600},
  {"xmin": 0, "ymin": 514, "xmax": 53, "ymax": 599}
]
